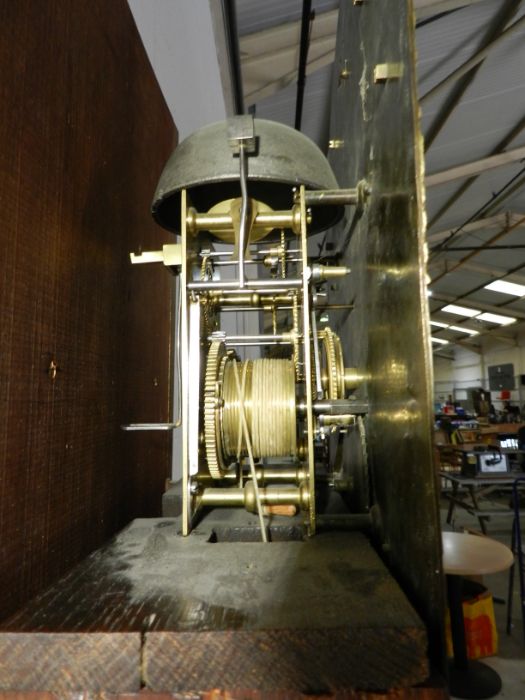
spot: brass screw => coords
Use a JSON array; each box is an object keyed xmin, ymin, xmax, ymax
[
  {"xmin": 339, "ymin": 60, "xmax": 350, "ymax": 80},
  {"xmin": 48, "ymin": 360, "xmax": 58, "ymax": 381}
]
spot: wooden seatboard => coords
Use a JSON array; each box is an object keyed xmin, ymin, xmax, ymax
[{"xmin": 1, "ymin": 518, "xmax": 430, "ymax": 694}]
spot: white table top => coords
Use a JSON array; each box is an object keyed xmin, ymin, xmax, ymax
[{"xmin": 442, "ymin": 531, "xmax": 514, "ymax": 576}]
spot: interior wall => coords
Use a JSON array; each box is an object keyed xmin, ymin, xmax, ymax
[
  {"xmin": 0, "ymin": 0, "xmax": 175, "ymax": 621},
  {"xmin": 127, "ymin": 0, "xmax": 228, "ymax": 141},
  {"xmin": 433, "ymin": 331, "xmax": 525, "ymax": 407}
]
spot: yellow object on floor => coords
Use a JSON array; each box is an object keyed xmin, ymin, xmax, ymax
[{"xmin": 446, "ymin": 588, "xmax": 498, "ymax": 659}]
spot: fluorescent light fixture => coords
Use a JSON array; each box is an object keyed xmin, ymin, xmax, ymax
[
  {"xmin": 442, "ymin": 304, "xmax": 481, "ymax": 318},
  {"xmin": 477, "ymin": 312, "xmax": 516, "ymax": 326},
  {"xmin": 431, "ymin": 337, "xmax": 449, "ymax": 345},
  {"xmin": 430, "ymin": 320, "xmax": 448, "ymax": 328},
  {"xmin": 449, "ymin": 325, "xmax": 479, "ymax": 336},
  {"xmin": 484, "ymin": 280, "xmax": 525, "ymax": 297}
]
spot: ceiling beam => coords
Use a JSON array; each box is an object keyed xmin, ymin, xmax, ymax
[
  {"xmin": 478, "ymin": 169, "xmax": 525, "ymax": 219},
  {"xmin": 430, "ymin": 292, "xmax": 525, "ymax": 320},
  {"xmin": 428, "ymin": 258, "xmax": 525, "ymax": 287},
  {"xmin": 239, "ymin": 9, "xmax": 337, "ymax": 58},
  {"xmin": 427, "ymin": 115, "xmax": 525, "ymax": 229},
  {"xmin": 426, "ymin": 213, "xmax": 509, "ymax": 243},
  {"xmin": 430, "ymin": 215, "xmax": 525, "ymax": 283},
  {"xmin": 244, "ymin": 48, "xmax": 333, "ymax": 104},
  {"xmin": 433, "ymin": 351, "xmax": 455, "ymax": 360},
  {"xmin": 425, "ymin": 146, "xmax": 525, "ymax": 188},
  {"xmin": 240, "ymin": 8, "xmax": 338, "ymax": 104}
]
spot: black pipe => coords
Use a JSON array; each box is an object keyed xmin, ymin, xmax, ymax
[
  {"xmin": 295, "ymin": 0, "xmax": 313, "ymax": 131},
  {"xmin": 416, "ymin": 9, "xmax": 460, "ymax": 30},
  {"xmin": 223, "ymin": 0, "xmax": 244, "ymax": 114}
]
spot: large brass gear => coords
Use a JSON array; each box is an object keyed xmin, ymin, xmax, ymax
[{"xmin": 204, "ymin": 340, "xmax": 228, "ymax": 479}]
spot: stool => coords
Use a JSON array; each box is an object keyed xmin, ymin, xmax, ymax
[{"xmin": 442, "ymin": 532, "xmax": 513, "ymax": 699}]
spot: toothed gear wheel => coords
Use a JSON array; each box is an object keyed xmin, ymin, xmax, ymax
[
  {"xmin": 332, "ymin": 332, "xmax": 345, "ymax": 398},
  {"xmin": 320, "ymin": 327, "xmax": 345, "ymax": 399},
  {"xmin": 204, "ymin": 340, "xmax": 228, "ymax": 478},
  {"xmin": 318, "ymin": 326, "xmax": 346, "ymax": 399}
]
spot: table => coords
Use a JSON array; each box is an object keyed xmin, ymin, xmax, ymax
[
  {"xmin": 440, "ymin": 472, "xmax": 518, "ymax": 534},
  {"xmin": 442, "ymin": 532, "xmax": 514, "ymax": 699}
]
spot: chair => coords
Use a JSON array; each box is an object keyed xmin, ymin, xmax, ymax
[{"xmin": 506, "ymin": 477, "xmax": 525, "ymax": 643}]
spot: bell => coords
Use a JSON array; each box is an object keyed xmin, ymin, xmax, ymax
[{"xmin": 152, "ymin": 118, "xmax": 343, "ymax": 235}]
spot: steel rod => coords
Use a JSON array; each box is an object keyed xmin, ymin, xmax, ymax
[
  {"xmin": 200, "ymin": 248, "xmax": 302, "ymax": 258},
  {"xmin": 238, "ymin": 143, "xmax": 248, "ymax": 288},
  {"xmin": 213, "ymin": 258, "xmax": 301, "ymax": 266},
  {"xmin": 220, "ymin": 305, "xmax": 295, "ymax": 312},
  {"xmin": 121, "ymin": 423, "xmax": 179, "ymax": 431},
  {"xmin": 188, "ymin": 279, "xmax": 303, "ymax": 291},
  {"xmin": 217, "ymin": 333, "xmax": 299, "ymax": 346},
  {"xmin": 303, "ymin": 188, "xmax": 358, "ymax": 206}
]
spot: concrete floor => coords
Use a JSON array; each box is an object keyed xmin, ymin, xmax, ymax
[{"xmin": 441, "ymin": 495, "xmax": 525, "ymax": 699}]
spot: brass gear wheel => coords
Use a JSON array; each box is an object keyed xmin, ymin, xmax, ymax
[
  {"xmin": 204, "ymin": 340, "xmax": 228, "ymax": 479},
  {"xmin": 319, "ymin": 327, "xmax": 345, "ymax": 399}
]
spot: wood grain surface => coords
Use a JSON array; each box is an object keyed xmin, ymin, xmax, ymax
[
  {"xmin": 0, "ymin": 520, "xmax": 432, "ymax": 693},
  {"xmin": 0, "ymin": 0, "xmax": 176, "ymax": 622},
  {"xmin": 0, "ymin": 689, "xmax": 448, "ymax": 700},
  {"xmin": 0, "ymin": 633, "xmax": 140, "ymax": 693}
]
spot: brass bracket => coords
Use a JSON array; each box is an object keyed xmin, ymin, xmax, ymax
[
  {"xmin": 374, "ymin": 63, "xmax": 404, "ymax": 83},
  {"xmin": 129, "ymin": 244, "xmax": 182, "ymax": 268}
]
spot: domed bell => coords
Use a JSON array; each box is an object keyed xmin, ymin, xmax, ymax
[{"xmin": 152, "ymin": 118, "xmax": 343, "ymax": 237}]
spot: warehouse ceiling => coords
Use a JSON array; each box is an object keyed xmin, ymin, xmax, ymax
[
  {"xmin": 233, "ymin": 0, "xmax": 525, "ymax": 359},
  {"xmin": 131, "ymin": 0, "xmax": 525, "ymax": 360}
]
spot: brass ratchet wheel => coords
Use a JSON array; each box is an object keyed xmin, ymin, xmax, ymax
[
  {"xmin": 204, "ymin": 340, "xmax": 229, "ymax": 479},
  {"xmin": 318, "ymin": 327, "xmax": 346, "ymax": 400}
]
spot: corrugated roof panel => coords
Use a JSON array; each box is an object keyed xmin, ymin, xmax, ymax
[
  {"xmin": 423, "ymin": 106, "xmax": 525, "ymax": 174},
  {"xmin": 431, "ymin": 270, "xmax": 486, "ymax": 296},
  {"xmin": 417, "ymin": 1, "xmax": 500, "ymax": 96},
  {"xmin": 255, "ymin": 63, "xmax": 332, "ymax": 147},
  {"xmin": 236, "ymin": 0, "xmax": 339, "ymax": 37},
  {"xmin": 501, "ymin": 298, "xmax": 525, "ymax": 312},
  {"xmin": 421, "ymin": 6, "xmax": 525, "ymax": 169}
]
